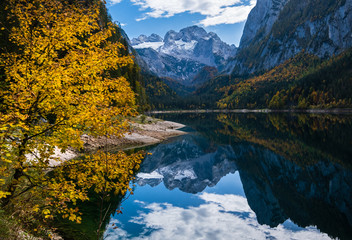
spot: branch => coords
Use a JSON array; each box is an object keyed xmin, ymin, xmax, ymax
[
  {"xmin": 26, "ymin": 119, "xmax": 65, "ymax": 141},
  {"xmin": 11, "ymin": 184, "xmax": 36, "ymax": 200}
]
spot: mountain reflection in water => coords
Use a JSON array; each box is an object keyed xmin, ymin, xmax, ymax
[{"xmin": 104, "ymin": 113, "xmax": 352, "ymax": 240}]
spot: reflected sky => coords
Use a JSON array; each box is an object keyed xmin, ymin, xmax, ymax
[
  {"xmin": 103, "ymin": 113, "xmax": 352, "ymax": 239},
  {"xmin": 104, "ymin": 173, "xmax": 332, "ymax": 240}
]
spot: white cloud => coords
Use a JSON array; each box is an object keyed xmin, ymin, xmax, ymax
[
  {"xmin": 104, "ymin": 218, "xmax": 129, "ymax": 239},
  {"xmin": 109, "ymin": 0, "xmax": 123, "ymax": 4},
  {"xmin": 199, "ymin": 3, "xmax": 255, "ymax": 26},
  {"xmin": 104, "ymin": 193, "xmax": 333, "ymax": 240},
  {"xmin": 112, "ymin": 0, "xmax": 257, "ymax": 26}
]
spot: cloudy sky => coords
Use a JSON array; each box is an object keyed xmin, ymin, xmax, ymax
[{"xmin": 107, "ymin": 0, "xmax": 257, "ymax": 46}]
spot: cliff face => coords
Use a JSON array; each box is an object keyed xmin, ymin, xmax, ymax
[
  {"xmin": 239, "ymin": 0, "xmax": 289, "ymax": 49},
  {"xmin": 131, "ymin": 26, "xmax": 237, "ymax": 86},
  {"xmin": 231, "ymin": 0, "xmax": 352, "ymax": 74}
]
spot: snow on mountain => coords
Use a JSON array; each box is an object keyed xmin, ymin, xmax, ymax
[
  {"xmin": 131, "ymin": 33, "xmax": 163, "ymax": 45},
  {"xmin": 133, "ymin": 41, "xmax": 164, "ymax": 50},
  {"xmin": 131, "ymin": 26, "xmax": 237, "ymax": 86}
]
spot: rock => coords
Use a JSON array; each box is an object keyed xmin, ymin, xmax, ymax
[
  {"xmin": 232, "ymin": 0, "xmax": 352, "ymax": 74},
  {"xmin": 131, "ymin": 26, "xmax": 237, "ymax": 86}
]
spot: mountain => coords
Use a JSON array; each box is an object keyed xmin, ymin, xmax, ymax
[
  {"xmin": 131, "ymin": 26, "xmax": 237, "ymax": 86},
  {"xmin": 239, "ymin": 0, "xmax": 289, "ymax": 49},
  {"xmin": 191, "ymin": 66, "xmax": 218, "ymax": 86},
  {"xmin": 230, "ymin": 0, "xmax": 352, "ymax": 74},
  {"xmin": 127, "ymin": 0, "xmax": 352, "ymax": 110},
  {"xmin": 218, "ymin": 42, "xmax": 352, "ymax": 110},
  {"xmin": 195, "ymin": 0, "xmax": 352, "ymax": 110},
  {"xmin": 131, "ymin": 33, "xmax": 163, "ymax": 45}
]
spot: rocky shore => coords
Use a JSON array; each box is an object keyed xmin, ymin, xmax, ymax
[
  {"xmin": 81, "ymin": 117, "xmax": 186, "ymax": 151},
  {"xmin": 45, "ymin": 117, "xmax": 186, "ymax": 165}
]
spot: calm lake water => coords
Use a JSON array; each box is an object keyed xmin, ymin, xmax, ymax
[{"xmin": 60, "ymin": 113, "xmax": 352, "ymax": 240}]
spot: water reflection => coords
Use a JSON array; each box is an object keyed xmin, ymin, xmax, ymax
[
  {"xmin": 105, "ymin": 191, "xmax": 332, "ymax": 240},
  {"xmin": 104, "ymin": 113, "xmax": 352, "ymax": 240},
  {"xmin": 137, "ymin": 134, "xmax": 237, "ymax": 193}
]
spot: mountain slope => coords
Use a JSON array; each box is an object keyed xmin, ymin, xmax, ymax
[
  {"xmin": 218, "ymin": 49, "xmax": 352, "ymax": 109},
  {"xmin": 132, "ymin": 26, "xmax": 237, "ymax": 86},
  {"xmin": 239, "ymin": 0, "xmax": 289, "ymax": 49},
  {"xmin": 132, "ymin": 0, "xmax": 352, "ymax": 111},
  {"xmin": 231, "ymin": 0, "xmax": 352, "ymax": 74}
]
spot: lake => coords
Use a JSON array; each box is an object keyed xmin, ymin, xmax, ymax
[{"xmin": 61, "ymin": 113, "xmax": 352, "ymax": 240}]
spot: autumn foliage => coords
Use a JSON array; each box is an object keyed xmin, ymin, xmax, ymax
[
  {"xmin": 217, "ymin": 50, "xmax": 352, "ymax": 109},
  {"xmin": 0, "ymin": 0, "xmax": 143, "ymax": 234}
]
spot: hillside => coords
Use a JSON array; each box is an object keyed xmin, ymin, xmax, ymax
[
  {"xmin": 231, "ymin": 0, "xmax": 352, "ymax": 74},
  {"xmin": 218, "ymin": 49, "xmax": 352, "ymax": 109}
]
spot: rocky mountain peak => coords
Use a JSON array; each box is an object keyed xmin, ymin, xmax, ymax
[
  {"xmin": 208, "ymin": 32, "xmax": 221, "ymax": 41},
  {"xmin": 131, "ymin": 34, "xmax": 148, "ymax": 45},
  {"xmin": 163, "ymin": 26, "xmax": 209, "ymax": 45},
  {"xmin": 178, "ymin": 25, "xmax": 208, "ymax": 42},
  {"xmin": 148, "ymin": 33, "xmax": 163, "ymax": 42},
  {"xmin": 131, "ymin": 33, "xmax": 163, "ymax": 45},
  {"xmin": 164, "ymin": 30, "xmax": 178, "ymax": 44},
  {"xmin": 131, "ymin": 26, "xmax": 237, "ymax": 85}
]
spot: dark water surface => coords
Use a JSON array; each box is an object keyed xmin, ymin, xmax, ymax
[{"xmin": 101, "ymin": 113, "xmax": 352, "ymax": 240}]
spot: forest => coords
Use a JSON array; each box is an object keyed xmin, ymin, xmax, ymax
[
  {"xmin": 218, "ymin": 49, "xmax": 352, "ymax": 109},
  {"xmin": 145, "ymin": 48, "xmax": 352, "ymax": 110}
]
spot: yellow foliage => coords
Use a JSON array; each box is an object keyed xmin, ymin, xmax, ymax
[
  {"xmin": 42, "ymin": 209, "xmax": 50, "ymax": 215},
  {"xmin": 0, "ymin": 0, "xmax": 144, "ymax": 225},
  {"xmin": 0, "ymin": 191, "xmax": 11, "ymax": 199}
]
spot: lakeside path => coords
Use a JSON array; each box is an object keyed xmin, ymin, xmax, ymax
[{"xmin": 28, "ymin": 117, "xmax": 186, "ymax": 166}]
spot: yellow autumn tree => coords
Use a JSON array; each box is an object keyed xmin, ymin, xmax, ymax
[{"xmin": 0, "ymin": 0, "xmax": 143, "ymax": 225}]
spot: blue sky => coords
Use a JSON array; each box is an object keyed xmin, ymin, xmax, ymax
[{"xmin": 106, "ymin": 0, "xmax": 256, "ymax": 46}]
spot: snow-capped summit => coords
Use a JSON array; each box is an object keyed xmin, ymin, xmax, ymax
[
  {"xmin": 171, "ymin": 26, "xmax": 208, "ymax": 42},
  {"xmin": 131, "ymin": 26, "xmax": 237, "ymax": 85},
  {"xmin": 131, "ymin": 34, "xmax": 164, "ymax": 50},
  {"xmin": 131, "ymin": 33, "xmax": 163, "ymax": 45}
]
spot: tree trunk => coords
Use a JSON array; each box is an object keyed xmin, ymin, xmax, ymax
[{"xmin": 1, "ymin": 168, "xmax": 24, "ymax": 207}]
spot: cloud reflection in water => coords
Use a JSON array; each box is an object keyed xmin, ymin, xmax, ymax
[{"xmin": 104, "ymin": 192, "xmax": 332, "ymax": 240}]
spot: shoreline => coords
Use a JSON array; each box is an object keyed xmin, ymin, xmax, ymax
[
  {"xmin": 44, "ymin": 117, "xmax": 186, "ymax": 165},
  {"xmin": 81, "ymin": 117, "xmax": 186, "ymax": 152},
  {"xmin": 148, "ymin": 108, "xmax": 352, "ymax": 114}
]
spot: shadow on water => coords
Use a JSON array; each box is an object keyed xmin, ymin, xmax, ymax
[
  {"xmin": 58, "ymin": 113, "xmax": 352, "ymax": 239},
  {"xmin": 55, "ymin": 191, "xmax": 123, "ymax": 240},
  {"xmin": 146, "ymin": 112, "xmax": 352, "ymax": 239}
]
